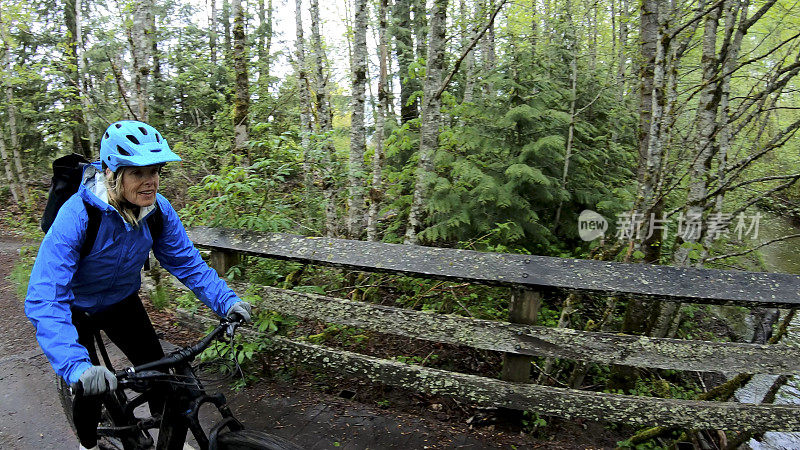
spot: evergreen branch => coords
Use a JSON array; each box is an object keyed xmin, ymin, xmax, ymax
[
  {"xmin": 435, "ymin": 0, "xmax": 508, "ymax": 101},
  {"xmin": 705, "ymin": 234, "xmax": 800, "ymax": 262}
]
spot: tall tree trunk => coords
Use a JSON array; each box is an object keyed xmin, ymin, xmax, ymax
[
  {"xmin": 348, "ymin": 0, "xmax": 368, "ymax": 239},
  {"xmin": 0, "ymin": 126, "xmax": 19, "ymax": 205},
  {"xmin": 150, "ymin": 8, "xmax": 165, "ymax": 127},
  {"xmin": 210, "ymin": 0, "xmax": 218, "ymax": 65},
  {"xmin": 0, "ymin": 18, "xmax": 28, "ymax": 205},
  {"xmin": 405, "ymin": 0, "xmax": 448, "ymax": 244},
  {"xmin": 461, "ymin": 0, "xmax": 476, "ymax": 104},
  {"xmin": 257, "ymin": 0, "xmax": 273, "ymax": 87},
  {"xmin": 75, "ymin": 0, "xmax": 94, "ymax": 156},
  {"xmin": 650, "ymin": 2, "xmax": 724, "ymax": 340},
  {"xmin": 295, "ymin": 0, "xmax": 314, "ymax": 189},
  {"xmin": 672, "ymin": 2, "xmax": 722, "ymax": 267},
  {"xmin": 554, "ymin": 40, "xmax": 578, "ymax": 229},
  {"xmin": 65, "ymin": 0, "xmax": 91, "ymax": 157},
  {"xmin": 393, "ymin": 0, "xmax": 417, "ymax": 123},
  {"xmin": 222, "ymin": 0, "xmax": 232, "ymax": 62},
  {"xmin": 130, "ymin": 0, "xmax": 153, "ymax": 121},
  {"xmin": 530, "ymin": 0, "xmax": 537, "ymax": 57},
  {"xmin": 413, "ymin": 0, "xmax": 428, "ymax": 70},
  {"xmin": 367, "ymin": 0, "xmax": 389, "ymax": 242},
  {"xmin": 232, "ymin": 0, "xmax": 249, "ymax": 160},
  {"xmin": 310, "ymin": 0, "xmax": 338, "ymax": 237},
  {"xmin": 711, "ymin": 0, "xmax": 748, "ymax": 214},
  {"xmin": 4, "ymin": 89, "xmax": 27, "ymax": 204},
  {"xmin": 616, "ymin": 0, "xmax": 629, "ymax": 100},
  {"xmin": 480, "ymin": 0, "xmax": 496, "ymax": 95},
  {"xmin": 620, "ymin": 0, "xmax": 662, "ymax": 336}
]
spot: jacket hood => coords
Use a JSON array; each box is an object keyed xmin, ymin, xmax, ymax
[{"xmin": 79, "ymin": 162, "xmax": 156, "ymax": 224}]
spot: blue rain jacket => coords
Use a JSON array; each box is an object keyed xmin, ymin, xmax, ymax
[{"xmin": 25, "ymin": 163, "xmax": 240, "ymax": 385}]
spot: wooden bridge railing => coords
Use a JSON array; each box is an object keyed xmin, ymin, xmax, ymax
[{"xmin": 186, "ymin": 226, "xmax": 800, "ymax": 432}]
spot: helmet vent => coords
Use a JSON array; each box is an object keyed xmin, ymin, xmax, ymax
[
  {"xmin": 117, "ymin": 145, "xmax": 131, "ymax": 156},
  {"xmin": 155, "ymin": 133, "xmax": 161, "ymax": 143},
  {"xmin": 104, "ymin": 132, "xmax": 109, "ymax": 139},
  {"xmin": 115, "ymin": 123, "xmax": 122, "ymax": 128},
  {"xmin": 126, "ymin": 135, "xmax": 140, "ymax": 145},
  {"xmin": 138, "ymin": 127, "xmax": 148, "ymax": 135}
]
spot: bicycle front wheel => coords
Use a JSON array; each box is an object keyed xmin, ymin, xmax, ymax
[{"xmin": 216, "ymin": 430, "xmax": 303, "ymax": 450}]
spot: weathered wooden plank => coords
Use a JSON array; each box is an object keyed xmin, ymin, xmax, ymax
[
  {"xmin": 187, "ymin": 227, "xmax": 800, "ymax": 307},
  {"xmin": 501, "ymin": 289, "xmax": 540, "ymax": 382},
  {"xmin": 175, "ymin": 309, "xmax": 800, "ymax": 432},
  {"xmin": 228, "ymin": 282, "xmax": 800, "ymax": 375}
]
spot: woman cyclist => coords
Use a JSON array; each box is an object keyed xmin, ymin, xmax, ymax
[{"xmin": 25, "ymin": 120, "xmax": 251, "ymax": 450}]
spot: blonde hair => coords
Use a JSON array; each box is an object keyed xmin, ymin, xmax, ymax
[{"xmin": 105, "ymin": 168, "xmax": 142, "ymax": 227}]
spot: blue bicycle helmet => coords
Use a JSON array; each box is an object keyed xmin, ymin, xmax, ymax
[{"xmin": 100, "ymin": 121, "xmax": 181, "ymax": 172}]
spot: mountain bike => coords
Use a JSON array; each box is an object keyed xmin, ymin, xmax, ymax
[{"xmin": 56, "ymin": 315, "xmax": 300, "ymax": 450}]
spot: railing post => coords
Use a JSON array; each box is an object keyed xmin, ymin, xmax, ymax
[
  {"xmin": 210, "ymin": 250, "xmax": 240, "ymax": 279},
  {"xmin": 501, "ymin": 288, "xmax": 541, "ymax": 382}
]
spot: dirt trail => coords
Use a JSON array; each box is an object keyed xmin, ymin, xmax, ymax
[{"xmin": 0, "ymin": 235, "xmax": 75, "ymax": 449}]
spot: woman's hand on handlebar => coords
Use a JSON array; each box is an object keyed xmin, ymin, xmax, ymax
[
  {"xmin": 73, "ymin": 365, "xmax": 117, "ymax": 396},
  {"xmin": 225, "ymin": 301, "xmax": 252, "ymax": 324}
]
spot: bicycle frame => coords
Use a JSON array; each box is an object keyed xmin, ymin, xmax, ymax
[{"xmin": 88, "ymin": 321, "xmax": 245, "ymax": 450}]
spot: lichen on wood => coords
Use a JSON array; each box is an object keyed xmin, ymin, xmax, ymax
[
  {"xmin": 187, "ymin": 227, "xmax": 800, "ymax": 307},
  {"xmin": 175, "ymin": 308, "xmax": 800, "ymax": 432}
]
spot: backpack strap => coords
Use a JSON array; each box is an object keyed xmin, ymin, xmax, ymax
[
  {"xmin": 146, "ymin": 202, "xmax": 163, "ymax": 243},
  {"xmin": 80, "ymin": 200, "xmax": 102, "ymax": 259},
  {"xmin": 143, "ymin": 202, "xmax": 163, "ymax": 271}
]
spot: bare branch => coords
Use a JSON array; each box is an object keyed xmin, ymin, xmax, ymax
[
  {"xmin": 435, "ymin": 0, "xmax": 508, "ymax": 101},
  {"xmin": 706, "ymin": 234, "xmax": 800, "ymax": 262},
  {"xmin": 728, "ymin": 177, "xmax": 800, "ymax": 219}
]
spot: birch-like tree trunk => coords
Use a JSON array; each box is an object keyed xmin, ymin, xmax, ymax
[
  {"xmin": 620, "ymin": 0, "xmax": 663, "ymax": 336},
  {"xmin": 0, "ymin": 126, "xmax": 19, "ymax": 204},
  {"xmin": 554, "ymin": 40, "xmax": 578, "ymax": 229},
  {"xmin": 75, "ymin": 0, "xmax": 94, "ymax": 156},
  {"xmin": 405, "ymin": 0, "xmax": 448, "ymax": 244},
  {"xmin": 711, "ymin": 0, "xmax": 747, "ymax": 213},
  {"xmin": 257, "ymin": 0, "xmax": 273, "ymax": 87},
  {"xmin": 65, "ymin": 0, "xmax": 91, "ymax": 157},
  {"xmin": 461, "ymin": 0, "xmax": 476, "ymax": 104},
  {"xmin": 672, "ymin": 3, "xmax": 722, "ymax": 267},
  {"xmin": 310, "ymin": 0, "xmax": 338, "ymax": 237},
  {"xmin": 367, "ymin": 0, "xmax": 389, "ymax": 242},
  {"xmin": 413, "ymin": 0, "xmax": 428, "ymax": 70},
  {"xmin": 295, "ymin": 0, "xmax": 313, "ymax": 188},
  {"xmin": 615, "ymin": 0, "xmax": 629, "ymax": 97},
  {"xmin": 480, "ymin": 0, "xmax": 496, "ymax": 96},
  {"xmin": 347, "ymin": 0, "xmax": 368, "ymax": 239},
  {"xmin": 647, "ymin": 3, "xmax": 724, "ymax": 340},
  {"xmin": 222, "ymin": 0, "xmax": 232, "ymax": 62},
  {"xmin": 209, "ymin": 0, "xmax": 218, "ymax": 65},
  {"xmin": 130, "ymin": 0, "xmax": 153, "ymax": 122},
  {"xmin": 231, "ymin": 0, "xmax": 249, "ymax": 160},
  {"xmin": 393, "ymin": 0, "xmax": 417, "ymax": 123}
]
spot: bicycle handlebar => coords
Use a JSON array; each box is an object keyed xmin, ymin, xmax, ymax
[
  {"xmin": 118, "ymin": 316, "xmax": 244, "ymax": 377},
  {"xmin": 72, "ymin": 316, "xmax": 244, "ymax": 395}
]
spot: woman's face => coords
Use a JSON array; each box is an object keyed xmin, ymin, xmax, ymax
[{"xmin": 116, "ymin": 166, "xmax": 161, "ymax": 207}]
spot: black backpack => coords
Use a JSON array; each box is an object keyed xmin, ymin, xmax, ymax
[{"xmin": 41, "ymin": 153, "xmax": 163, "ymax": 262}]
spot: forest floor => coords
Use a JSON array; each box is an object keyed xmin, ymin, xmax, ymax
[{"xmin": 0, "ymin": 201, "xmax": 628, "ymax": 449}]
